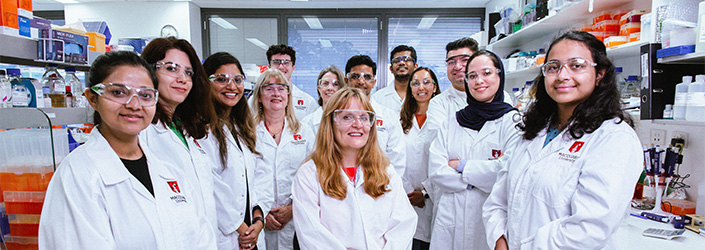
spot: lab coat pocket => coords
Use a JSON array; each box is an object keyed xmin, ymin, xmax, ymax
[{"xmin": 529, "ymin": 158, "xmax": 580, "ymax": 208}]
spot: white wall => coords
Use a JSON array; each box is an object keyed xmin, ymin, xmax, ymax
[{"xmin": 64, "ymin": 2, "xmax": 202, "ymax": 57}]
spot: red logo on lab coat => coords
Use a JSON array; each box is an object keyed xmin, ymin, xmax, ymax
[
  {"xmin": 492, "ymin": 149, "xmax": 502, "ymax": 158},
  {"xmin": 569, "ymin": 141, "xmax": 585, "ymax": 153},
  {"xmin": 167, "ymin": 181, "xmax": 181, "ymax": 194},
  {"xmin": 293, "ymin": 134, "xmax": 302, "ymax": 140},
  {"xmin": 377, "ymin": 120, "xmax": 383, "ymax": 126},
  {"xmin": 297, "ymin": 100, "xmax": 303, "ymax": 105}
]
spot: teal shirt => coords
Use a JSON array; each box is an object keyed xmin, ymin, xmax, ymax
[{"xmin": 543, "ymin": 126, "xmax": 562, "ymax": 148}]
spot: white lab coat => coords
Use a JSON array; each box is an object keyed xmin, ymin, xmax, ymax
[
  {"xmin": 300, "ymin": 107, "xmax": 323, "ymax": 136},
  {"xmin": 291, "ymin": 84, "xmax": 319, "ymax": 119},
  {"xmin": 372, "ymin": 83, "xmax": 404, "ymax": 114},
  {"xmin": 140, "ymin": 123, "xmax": 218, "ymax": 238},
  {"xmin": 292, "ymin": 159, "xmax": 417, "ymax": 250},
  {"xmin": 427, "ymin": 110, "xmax": 521, "ymax": 250},
  {"xmin": 370, "ymin": 100, "xmax": 407, "ymax": 178},
  {"xmin": 402, "ymin": 116, "xmax": 434, "ymax": 243},
  {"xmin": 483, "ymin": 119, "xmax": 643, "ymax": 250},
  {"xmin": 256, "ymin": 120, "xmax": 314, "ymax": 250},
  {"xmin": 39, "ymin": 128, "xmax": 215, "ymax": 250},
  {"xmin": 198, "ymin": 125, "xmax": 272, "ymax": 250}
]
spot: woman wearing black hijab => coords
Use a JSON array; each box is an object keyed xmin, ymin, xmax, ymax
[{"xmin": 426, "ymin": 50, "xmax": 521, "ymax": 250}]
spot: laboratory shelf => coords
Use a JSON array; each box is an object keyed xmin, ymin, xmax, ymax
[
  {"xmin": 607, "ymin": 40, "xmax": 648, "ymax": 59},
  {"xmin": 487, "ymin": 0, "xmax": 639, "ymax": 52},
  {"xmin": 506, "ymin": 66, "xmax": 540, "ymax": 80},
  {"xmin": 657, "ymin": 51, "xmax": 705, "ymax": 64},
  {"xmin": 651, "ymin": 119, "xmax": 705, "ymax": 126},
  {"xmin": 0, "ymin": 34, "xmax": 100, "ymax": 71},
  {"xmin": 0, "ymin": 107, "xmax": 93, "ymax": 130}
]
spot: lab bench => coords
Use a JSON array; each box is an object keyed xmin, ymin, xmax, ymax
[{"xmin": 616, "ymin": 210, "xmax": 705, "ymax": 249}]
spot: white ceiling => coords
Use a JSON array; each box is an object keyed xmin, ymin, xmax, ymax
[{"xmin": 34, "ymin": 0, "xmax": 491, "ymax": 11}]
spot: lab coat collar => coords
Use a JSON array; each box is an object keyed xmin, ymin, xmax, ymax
[
  {"xmin": 88, "ymin": 127, "xmax": 176, "ymax": 199},
  {"xmin": 256, "ymin": 119, "xmax": 294, "ymax": 148},
  {"xmin": 526, "ymin": 124, "xmax": 572, "ymax": 163},
  {"xmin": 143, "ymin": 122, "xmax": 189, "ymax": 151},
  {"xmin": 222, "ymin": 125, "xmax": 243, "ymax": 153},
  {"xmin": 459, "ymin": 117, "xmax": 498, "ymax": 143},
  {"xmin": 310, "ymin": 108, "xmax": 323, "ymax": 127}
]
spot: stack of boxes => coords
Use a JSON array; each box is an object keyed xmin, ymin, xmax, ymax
[
  {"xmin": 0, "ymin": 128, "xmax": 66, "ymax": 250},
  {"xmin": 581, "ymin": 9, "xmax": 648, "ymax": 48},
  {"xmin": 0, "ymin": 0, "xmax": 31, "ymax": 38}
]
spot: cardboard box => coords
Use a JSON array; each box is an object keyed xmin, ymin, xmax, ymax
[
  {"xmin": 39, "ymin": 29, "xmax": 89, "ymax": 64},
  {"xmin": 17, "ymin": 0, "xmax": 31, "ymax": 18},
  {"xmin": 17, "ymin": 14, "xmax": 28, "ymax": 37},
  {"xmin": 0, "ymin": 0, "xmax": 19, "ymax": 36},
  {"xmin": 87, "ymin": 32, "xmax": 106, "ymax": 53}
]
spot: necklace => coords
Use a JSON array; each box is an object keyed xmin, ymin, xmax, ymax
[{"xmin": 264, "ymin": 121, "xmax": 284, "ymax": 139}]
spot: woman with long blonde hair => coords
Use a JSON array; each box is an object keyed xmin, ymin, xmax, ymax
[
  {"xmin": 250, "ymin": 68, "xmax": 314, "ymax": 250},
  {"xmin": 292, "ymin": 87, "xmax": 417, "ymax": 250}
]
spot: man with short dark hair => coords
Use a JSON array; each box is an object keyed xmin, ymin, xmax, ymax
[
  {"xmin": 345, "ymin": 54, "xmax": 407, "ymax": 179},
  {"xmin": 372, "ymin": 45, "xmax": 418, "ymax": 113},
  {"xmin": 265, "ymin": 44, "xmax": 318, "ymax": 119}
]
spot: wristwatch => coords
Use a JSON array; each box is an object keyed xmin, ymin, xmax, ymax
[
  {"xmin": 253, "ymin": 216, "xmax": 265, "ymax": 227},
  {"xmin": 421, "ymin": 188, "xmax": 429, "ymax": 199}
]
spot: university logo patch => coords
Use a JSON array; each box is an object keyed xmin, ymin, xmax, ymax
[
  {"xmin": 167, "ymin": 181, "xmax": 181, "ymax": 194},
  {"xmin": 569, "ymin": 141, "xmax": 585, "ymax": 153},
  {"xmin": 297, "ymin": 100, "xmax": 304, "ymax": 105},
  {"xmin": 293, "ymin": 134, "xmax": 302, "ymax": 140},
  {"xmin": 377, "ymin": 120, "xmax": 383, "ymax": 126},
  {"xmin": 492, "ymin": 149, "xmax": 502, "ymax": 158}
]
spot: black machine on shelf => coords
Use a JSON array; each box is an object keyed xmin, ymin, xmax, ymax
[{"xmin": 640, "ymin": 43, "xmax": 705, "ymax": 119}]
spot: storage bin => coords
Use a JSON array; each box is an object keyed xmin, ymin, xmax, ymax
[
  {"xmin": 629, "ymin": 32, "xmax": 641, "ymax": 43},
  {"xmin": 620, "ymin": 9, "xmax": 649, "ymax": 25},
  {"xmin": 605, "ymin": 36, "xmax": 627, "ymax": 48},
  {"xmin": 594, "ymin": 20, "xmax": 619, "ymax": 33},
  {"xmin": 3, "ymin": 235, "xmax": 38, "ymax": 250},
  {"xmin": 7, "ymin": 214, "xmax": 39, "ymax": 237},
  {"xmin": 662, "ymin": 199, "xmax": 696, "ymax": 215},
  {"xmin": 87, "ymin": 32, "xmax": 106, "ymax": 53},
  {"xmin": 2, "ymin": 191, "xmax": 45, "ymax": 215},
  {"xmin": 592, "ymin": 11, "xmax": 613, "ymax": 24},
  {"xmin": 620, "ymin": 22, "xmax": 641, "ymax": 36}
]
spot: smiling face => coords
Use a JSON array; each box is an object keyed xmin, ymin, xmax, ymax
[
  {"xmin": 259, "ymin": 76, "xmax": 289, "ymax": 114},
  {"xmin": 446, "ymin": 47, "xmax": 474, "ymax": 91},
  {"xmin": 390, "ymin": 50, "xmax": 417, "ymax": 82},
  {"xmin": 544, "ymin": 39, "xmax": 602, "ymax": 114},
  {"xmin": 410, "ymin": 70, "xmax": 437, "ymax": 104},
  {"xmin": 270, "ymin": 53, "xmax": 295, "ymax": 80},
  {"xmin": 333, "ymin": 98, "xmax": 371, "ymax": 155},
  {"xmin": 466, "ymin": 55, "xmax": 501, "ymax": 103},
  {"xmin": 347, "ymin": 64, "xmax": 376, "ymax": 97},
  {"xmin": 318, "ymin": 72, "xmax": 341, "ymax": 106},
  {"xmin": 210, "ymin": 63, "xmax": 244, "ymax": 109},
  {"xmin": 87, "ymin": 65, "xmax": 156, "ymax": 140},
  {"xmin": 156, "ymin": 49, "xmax": 193, "ymax": 112}
]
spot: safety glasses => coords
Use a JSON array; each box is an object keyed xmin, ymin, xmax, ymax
[
  {"xmin": 333, "ymin": 109, "xmax": 376, "ymax": 128},
  {"xmin": 91, "ymin": 82, "xmax": 159, "ymax": 107}
]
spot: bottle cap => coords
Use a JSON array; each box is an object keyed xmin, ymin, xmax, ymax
[
  {"xmin": 696, "ymin": 74, "xmax": 705, "ymax": 82},
  {"xmin": 48, "ymin": 63, "xmax": 58, "ymax": 68},
  {"xmin": 512, "ymin": 88, "xmax": 520, "ymax": 91},
  {"xmin": 665, "ymin": 104, "xmax": 673, "ymax": 110},
  {"xmin": 627, "ymin": 75, "xmax": 639, "ymax": 81},
  {"xmin": 525, "ymin": 81, "xmax": 533, "ymax": 85},
  {"xmin": 65, "ymin": 67, "xmax": 76, "ymax": 73},
  {"xmin": 682, "ymin": 76, "xmax": 693, "ymax": 83},
  {"xmin": 6, "ymin": 68, "xmax": 20, "ymax": 76},
  {"xmin": 615, "ymin": 67, "xmax": 623, "ymax": 73}
]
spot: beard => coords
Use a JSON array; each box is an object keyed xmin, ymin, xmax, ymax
[{"xmin": 394, "ymin": 71, "xmax": 412, "ymax": 83}]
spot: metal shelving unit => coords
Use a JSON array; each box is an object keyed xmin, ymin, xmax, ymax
[{"xmin": 0, "ymin": 33, "xmax": 101, "ymax": 71}]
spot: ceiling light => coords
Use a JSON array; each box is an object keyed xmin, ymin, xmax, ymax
[
  {"xmin": 56, "ymin": 0, "xmax": 79, "ymax": 3},
  {"xmin": 319, "ymin": 39, "xmax": 332, "ymax": 48},
  {"xmin": 303, "ymin": 16, "xmax": 323, "ymax": 29},
  {"xmin": 211, "ymin": 17, "xmax": 238, "ymax": 30},
  {"xmin": 290, "ymin": 0, "xmax": 309, "ymax": 1},
  {"xmin": 246, "ymin": 38, "xmax": 269, "ymax": 50},
  {"xmin": 417, "ymin": 16, "xmax": 438, "ymax": 29}
]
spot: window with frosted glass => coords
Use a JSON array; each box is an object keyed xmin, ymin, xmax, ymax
[
  {"xmin": 387, "ymin": 17, "xmax": 482, "ymax": 92},
  {"xmin": 287, "ymin": 17, "xmax": 379, "ymax": 99},
  {"xmin": 208, "ymin": 17, "xmax": 278, "ymax": 80}
]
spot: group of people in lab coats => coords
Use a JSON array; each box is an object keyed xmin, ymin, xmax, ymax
[{"xmin": 37, "ymin": 30, "xmax": 643, "ymax": 250}]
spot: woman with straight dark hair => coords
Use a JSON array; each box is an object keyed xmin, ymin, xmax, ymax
[
  {"xmin": 200, "ymin": 52, "xmax": 270, "ymax": 250},
  {"xmin": 139, "ymin": 37, "xmax": 220, "ymax": 247},
  {"xmin": 483, "ymin": 31, "xmax": 642, "ymax": 250},
  {"xmin": 398, "ymin": 66, "xmax": 440, "ymax": 249},
  {"xmin": 40, "ymin": 51, "xmax": 214, "ymax": 249},
  {"xmin": 292, "ymin": 88, "xmax": 417, "ymax": 249},
  {"xmin": 428, "ymin": 50, "xmax": 520, "ymax": 250}
]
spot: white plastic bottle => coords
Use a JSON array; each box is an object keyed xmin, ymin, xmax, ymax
[
  {"xmin": 673, "ymin": 75, "xmax": 692, "ymax": 120},
  {"xmin": 0, "ymin": 69, "xmax": 12, "ymax": 108},
  {"xmin": 685, "ymin": 74, "xmax": 705, "ymax": 121},
  {"xmin": 512, "ymin": 87, "xmax": 521, "ymax": 107},
  {"xmin": 517, "ymin": 81, "xmax": 533, "ymax": 113}
]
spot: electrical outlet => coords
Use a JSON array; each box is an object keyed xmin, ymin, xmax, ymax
[
  {"xmin": 671, "ymin": 131, "xmax": 688, "ymax": 148},
  {"xmin": 650, "ymin": 129, "xmax": 666, "ymax": 146}
]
